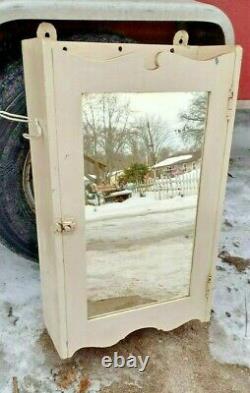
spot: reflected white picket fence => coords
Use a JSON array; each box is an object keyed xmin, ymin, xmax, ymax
[{"xmin": 132, "ymin": 169, "xmax": 200, "ymax": 200}]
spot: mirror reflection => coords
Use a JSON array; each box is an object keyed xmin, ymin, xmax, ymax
[{"xmin": 82, "ymin": 92, "xmax": 208, "ymax": 318}]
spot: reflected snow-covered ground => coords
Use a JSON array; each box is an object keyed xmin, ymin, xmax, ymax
[{"xmin": 86, "ymin": 195, "xmax": 197, "ymax": 317}]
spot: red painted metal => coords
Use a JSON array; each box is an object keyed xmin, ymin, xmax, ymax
[{"xmin": 200, "ymin": 0, "xmax": 250, "ymax": 99}]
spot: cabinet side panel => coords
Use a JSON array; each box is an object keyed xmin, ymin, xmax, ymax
[
  {"xmin": 205, "ymin": 47, "xmax": 243, "ymax": 319},
  {"xmin": 22, "ymin": 39, "xmax": 68, "ymax": 358}
]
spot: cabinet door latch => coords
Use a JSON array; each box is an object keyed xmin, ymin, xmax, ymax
[{"xmin": 55, "ymin": 220, "xmax": 76, "ymax": 233}]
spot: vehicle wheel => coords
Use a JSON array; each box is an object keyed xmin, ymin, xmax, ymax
[
  {"xmin": 0, "ymin": 60, "xmax": 37, "ymax": 260},
  {"xmin": 0, "ymin": 32, "xmax": 135, "ymax": 261}
]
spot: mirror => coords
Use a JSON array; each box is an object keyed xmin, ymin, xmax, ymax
[{"xmin": 82, "ymin": 92, "xmax": 208, "ymax": 318}]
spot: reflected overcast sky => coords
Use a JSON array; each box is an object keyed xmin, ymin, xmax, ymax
[
  {"xmin": 127, "ymin": 92, "xmax": 194, "ymax": 128},
  {"xmin": 82, "ymin": 92, "xmax": 206, "ymax": 151}
]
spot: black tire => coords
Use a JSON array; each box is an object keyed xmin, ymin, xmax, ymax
[
  {"xmin": 0, "ymin": 32, "xmax": 135, "ymax": 262},
  {"xmin": 0, "ymin": 61, "xmax": 38, "ymax": 261}
]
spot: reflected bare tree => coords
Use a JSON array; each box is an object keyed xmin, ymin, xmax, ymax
[
  {"xmin": 178, "ymin": 93, "xmax": 208, "ymax": 150},
  {"xmin": 136, "ymin": 115, "xmax": 169, "ymax": 165},
  {"xmin": 82, "ymin": 94, "xmax": 170, "ymax": 173},
  {"xmin": 82, "ymin": 94, "xmax": 131, "ymax": 171}
]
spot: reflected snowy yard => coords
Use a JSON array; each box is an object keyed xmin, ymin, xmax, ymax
[{"xmin": 86, "ymin": 195, "xmax": 197, "ymax": 317}]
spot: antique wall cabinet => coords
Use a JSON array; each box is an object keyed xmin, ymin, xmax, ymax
[{"xmin": 22, "ymin": 23, "xmax": 242, "ymax": 359}]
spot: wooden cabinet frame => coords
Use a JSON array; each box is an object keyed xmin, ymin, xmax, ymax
[{"xmin": 22, "ymin": 23, "xmax": 242, "ymax": 359}]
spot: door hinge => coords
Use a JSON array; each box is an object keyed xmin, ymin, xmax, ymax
[
  {"xmin": 226, "ymin": 90, "xmax": 234, "ymax": 121},
  {"xmin": 206, "ymin": 274, "xmax": 213, "ymax": 299},
  {"xmin": 55, "ymin": 219, "xmax": 76, "ymax": 233}
]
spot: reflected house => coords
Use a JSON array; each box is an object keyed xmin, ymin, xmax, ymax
[
  {"xmin": 152, "ymin": 151, "xmax": 201, "ymax": 178},
  {"xmin": 108, "ymin": 170, "xmax": 124, "ymax": 187},
  {"xmin": 84, "ymin": 154, "xmax": 107, "ymax": 184}
]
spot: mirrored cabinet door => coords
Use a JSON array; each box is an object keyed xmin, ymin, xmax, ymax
[{"xmin": 82, "ymin": 92, "xmax": 208, "ymax": 318}]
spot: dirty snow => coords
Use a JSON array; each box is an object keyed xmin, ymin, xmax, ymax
[{"xmin": 209, "ymin": 155, "xmax": 250, "ymax": 367}]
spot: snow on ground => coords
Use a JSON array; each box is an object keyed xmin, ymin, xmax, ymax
[
  {"xmin": 85, "ymin": 194, "xmax": 197, "ymax": 222},
  {"xmin": 86, "ymin": 195, "xmax": 197, "ymax": 316},
  {"xmin": 0, "ymin": 251, "xmax": 45, "ymax": 392},
  {"xmin": 0, "ymin": 247, "xmax": 138, "ymax": 393},
  {"xmin": 209, "ymin": 156, "xmax": 250, "ymax": 367}
]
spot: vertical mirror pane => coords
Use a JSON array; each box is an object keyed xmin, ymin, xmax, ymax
[{"xmin": 82, "ymin": 92, "xmax": 208, "ymax": 318}]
